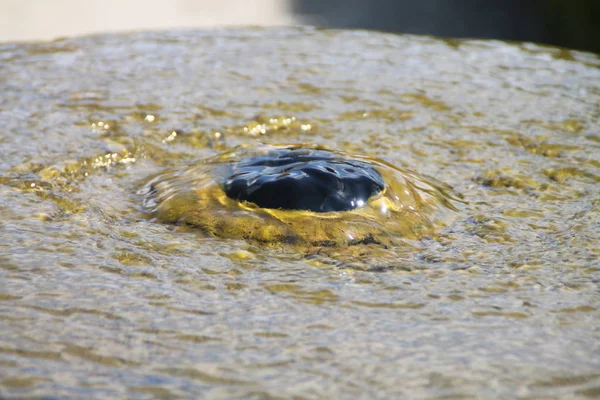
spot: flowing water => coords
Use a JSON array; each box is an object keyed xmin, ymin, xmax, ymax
[{"xmin": 1, "ymin": 27, "xmax": 599, "ymax": 399}]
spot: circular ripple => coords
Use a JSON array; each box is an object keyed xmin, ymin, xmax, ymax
[
  {"xmin": 141, "ymin": 144, "xmax": 457, "ymax": 247},
  {"xmin": 223, "ymin": 148, "xmax": 385, "ymax": 212}
]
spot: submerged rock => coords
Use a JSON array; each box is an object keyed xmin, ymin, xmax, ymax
[
  {"xmin": 142, "ymin": 144, "xmax": 458, "ymax": 247},
  {"xmin": 223, "ymin": 147, "xmax": 385, "ymax": 212}
]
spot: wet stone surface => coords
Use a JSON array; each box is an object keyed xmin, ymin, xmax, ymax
[{"xmin": 222, "ymin": 147, "xmax": 385, "ymax": 212}]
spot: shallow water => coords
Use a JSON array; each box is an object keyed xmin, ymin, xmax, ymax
[{"xmin": 1, "ymin": 27, "xmax": 599, "ymax": 399}]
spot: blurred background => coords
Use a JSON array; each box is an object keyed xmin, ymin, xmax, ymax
[{"xmin": 1, "ymin": 0, "xmax": 599, "ymax": 53}]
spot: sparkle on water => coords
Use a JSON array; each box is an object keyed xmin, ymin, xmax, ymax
[{"xmin": 1, "ymin": 27, "xmax": 599, "ymax": 399}]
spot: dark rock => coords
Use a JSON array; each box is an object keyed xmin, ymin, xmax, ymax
[{"xmin": 223, "ymin": 148, "xmax": 384, "ymax": 212}]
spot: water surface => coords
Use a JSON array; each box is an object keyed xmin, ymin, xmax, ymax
[{"xmin": 1, "ymin": 27, "xmax": 599, "ymax": 399}]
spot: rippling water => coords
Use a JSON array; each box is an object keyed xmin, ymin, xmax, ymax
[{"xmin": 1, "ymin": 27, "xmax": 599, "ymax": 399}]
